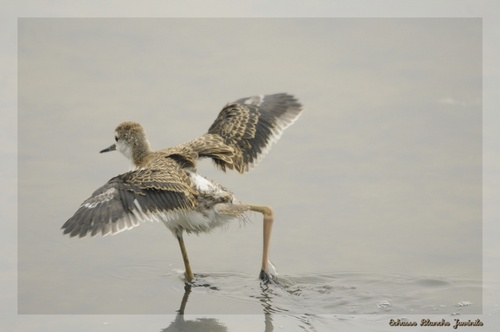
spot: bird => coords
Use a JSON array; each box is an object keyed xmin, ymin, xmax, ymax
[{"xmin": 62, "ymin": 93, "xmax": 303, "ymax": 283}]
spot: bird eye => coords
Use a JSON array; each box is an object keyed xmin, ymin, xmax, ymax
[{"xmin": 114, "ymin": 136, "xmax": 118, "ymax": 142}]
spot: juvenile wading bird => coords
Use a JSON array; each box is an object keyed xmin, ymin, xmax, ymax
[{"xmin": 62, "ymin": 93, "xmax": 303, "ymax": 283}]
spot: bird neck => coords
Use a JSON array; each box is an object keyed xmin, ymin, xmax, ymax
[{"xmin": 132, "ymin": 140, "xmax": 153, "ymax": 167}]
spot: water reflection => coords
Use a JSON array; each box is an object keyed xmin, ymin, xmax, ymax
[
  {"xmin": 161, "ymin": 284, "xmax": 228, "ymax": 332},
  {"xmin": 160, "ymin": 271, "xmax": 481, "ymax": 331},
  {"xmin": 161, "ymin": 315, "xmax": 227, "ymax": 332},
  {"xmin": 162, "ymin": 276, "xmax": 319, "ymax": 332},
  {"xmin": 161, "ymin": 281, "xmax": 278, "ymax": 332},
  {"xmin": 257, "ymin": 277, "xmax": 316, "ymax": 332}
]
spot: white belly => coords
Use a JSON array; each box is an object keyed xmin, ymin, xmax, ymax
[
  {"xmin": 163, "ymin": 209, "xmax": 232, "ymax": 235},
  {"xmin": 161, "ymin": 172, "xmax": 239, "ymax": 235}
]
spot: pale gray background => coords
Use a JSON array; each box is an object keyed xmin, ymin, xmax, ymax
[
  {"xmin": 19, "ymin": 16, "xmax": 481, "ymax": 309},
  {"xmin": 2, "ymin": 1, "xmax": 500, "ymax": 331}
]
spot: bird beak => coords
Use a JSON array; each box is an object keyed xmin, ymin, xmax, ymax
[{"xmin": 100, "ymin": 144, "xmax": 116, "ymax": 153}]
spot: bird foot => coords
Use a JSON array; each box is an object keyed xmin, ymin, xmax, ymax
[
  {"xmin": 259, "ymin": 269, "xmax": 277, "ymax": 284},
  {"xmin": 184, "ymin": 273, "xmax": 195, "ymax": 285}
]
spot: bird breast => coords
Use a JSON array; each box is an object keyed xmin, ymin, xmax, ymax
[{"xmin": 160, "ymin": 171, "xmax": 237, "ymax": 235}]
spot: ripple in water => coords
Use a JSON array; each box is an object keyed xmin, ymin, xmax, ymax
[
  {"xmin": 98, "ymin": 260, "xmax": 481, "ymax": 317},
  {"xmin": 180, "ymin": 271, "xmax": 481, "ymax": 315}
]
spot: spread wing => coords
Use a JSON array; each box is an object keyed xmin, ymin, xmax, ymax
[
  {"xmin": 205, "ymin": 93, "xmax": 302, "ymax": 173},
  {"xmin": 61, "ymin": 158, "xmax": 197, "ymax": 237}
]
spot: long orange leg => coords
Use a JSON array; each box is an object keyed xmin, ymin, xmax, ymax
[
  {"xmin": 246, "ymin": 204, "xmax": 275, "ymax": 282},
  {"xmin": 176, "ymin": 232, "xmax": 194, "ymax": 282}
]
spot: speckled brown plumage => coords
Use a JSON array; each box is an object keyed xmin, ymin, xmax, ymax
[{"xmin": 62, "ymin": 93, "xmax": 302, "ymax": 282}]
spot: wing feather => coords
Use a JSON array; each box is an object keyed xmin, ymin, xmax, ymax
[
  {"xmin": 206, "ymin": 93, "xmax": 302, "ymax": 172},
  {"xmin": 62, "ymin": 158, "xmax": 197, "ymax": 237}
]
